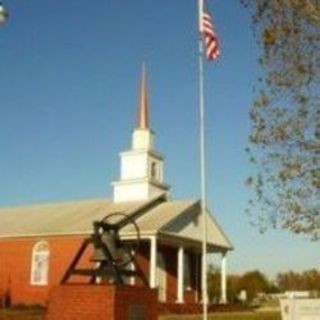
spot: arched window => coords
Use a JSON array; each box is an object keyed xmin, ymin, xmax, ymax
[{"xmin": 30, "ymin": 241, "xmax": 50, "ymax": 286}]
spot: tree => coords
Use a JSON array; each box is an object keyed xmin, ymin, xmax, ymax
[
  {"xmin": 243, "ymin": 0, "xmax": 320, "ymax": 239},
  {"xmin": 227, "ymin": 274, "xmax": 243, "ymax": 303},
  {"xmin": 277, "ymin": 270, "xmax": 304, "ymax": 291},
  {"xmin": 238, "ymin": 270, "xmax": 270, "ymax": 301},
  {"xmin": 302, "ymin": 269, "xmax": 320, "ymax": 291},
  {"xmin": 277, "ymin": 269, "xmax": 320, "ymax": 292},
  {"xmin": 207, "ymin": 265, "xmax": 242, "ymax": 303},
  {"xmin": 207, "ymin": 264, "xmax": 221, "ymax": 302}
]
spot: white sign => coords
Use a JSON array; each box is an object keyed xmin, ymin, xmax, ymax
[
  {"xmin": 280, "ymin": 299, "xmax": 320, "ymax": 320},
  {"xmin": 238, "ymin": 290, "xmax": 247, "ymax": 302}
]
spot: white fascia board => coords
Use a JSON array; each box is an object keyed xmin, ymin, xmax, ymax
[
  {"xmin": 0, "ymin": 231, "xmax": 158, "ymax": 241},
  {"xmin": 158, "ymin": 231, "xmax": 233, "ymax": 252}
]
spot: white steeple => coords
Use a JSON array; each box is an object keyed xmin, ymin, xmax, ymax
[{"xmin": 112, "ymin": 65, "xmax": 170, "ymax": 203}]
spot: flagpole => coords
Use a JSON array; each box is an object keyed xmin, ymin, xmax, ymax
[{"xmin": 198, "ymin": 0, "xmax": 208, "ymax": 319}]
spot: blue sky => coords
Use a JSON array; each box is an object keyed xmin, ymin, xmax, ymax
[{"xmin": 0, "ymin": 0, "xmax": 318, "ymax": 278}]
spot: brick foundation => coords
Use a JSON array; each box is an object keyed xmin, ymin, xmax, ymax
[{"xmin": 45, "ymin": 284, "xmax": 158, "ymax": 320}]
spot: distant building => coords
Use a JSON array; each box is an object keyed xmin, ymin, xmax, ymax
[
  {"xmin": 0, "ymin": 67, "xmax": 232, "ymax": 307},
  {"xmin": 284, "ymin": 291, "xmax": 311, "ymax": 299},
  {"xmin": 262, "ymin": 291, "xmax": 313, "ymax": 302}
]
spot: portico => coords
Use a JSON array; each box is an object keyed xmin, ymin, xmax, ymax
[
  {"xmin": 122, "ymin": 198, "xmax": 232, "ymax": 305},
  {"xmin": 146, "ymin": 235, "xmax": 230, "ymax": 304}
]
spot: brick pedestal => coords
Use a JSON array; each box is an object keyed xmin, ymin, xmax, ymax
[{"xmin": 45, "ymin": 284, "xmax": 158, "ymax": 320}]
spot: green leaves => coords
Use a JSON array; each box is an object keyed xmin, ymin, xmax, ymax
[{"xmin": 244, "ymin": 0, "xmax": 320, "ymax": 240}]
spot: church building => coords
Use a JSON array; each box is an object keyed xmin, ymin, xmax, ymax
[{"xmin": 0, "ymin": 67, "xmax": 232, "ymax": 309}]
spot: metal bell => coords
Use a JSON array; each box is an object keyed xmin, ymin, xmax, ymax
[{"xmin": 91, "ymin": 247, "xmax": 108, "ymax": 262}]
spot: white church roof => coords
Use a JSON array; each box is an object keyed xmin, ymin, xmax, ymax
[
  {"xmin": 0, "ymin": 195, "xmax": 232, "ymax": 251},
  {"xmin": 0, "ymin": 198, "xmax": 147, "ymax": 237}
]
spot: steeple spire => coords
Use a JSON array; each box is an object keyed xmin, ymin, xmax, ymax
[
  {"xmin": 112, "ymin": 64, "xmax": 170, "ymax": 202},
  {"xmin": 137, "ymin": 63, "xmax": 149, "ymax": 129}
]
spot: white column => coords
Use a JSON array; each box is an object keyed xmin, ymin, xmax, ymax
[
  {"xmin": 220, "ymin": 253, "xmax": 227, "ymax": 304},
  {"xmin": 149, "ymin": 236, "xmax": 157, "ymax": 288},
  {"xmin": 177, "ymin": 246, "xmax": 184, "ymax": 303}
]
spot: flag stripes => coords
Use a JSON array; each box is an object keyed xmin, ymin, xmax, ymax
[{"xmin": 201, "ymin": 11, "xmax": 220, "ymax": 60}]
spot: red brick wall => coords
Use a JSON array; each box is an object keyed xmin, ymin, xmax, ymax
[
  {"xmin": 0, "ymin": 236, "xmax": 200, "ymax": 306},
  {"xmin": 186, "ymin": 252, "xmax": 201, "ymax": 303},
  {"xmin": 46, "ymin": 285, "xmax": 158, "ymax": 320},
  {"xmin": 156, "ymin": 245, "xmax": 201, "ymax": 303},
  {"xmin": 0, "ymin": 236, "xmax": 153, "ymax": 306},
  {"xmin": 158, "ymin": 245, "xmax": 177, "ymax": 302},
  {"xmin": 115, "ymin": 285, "xmax": 158, "ymax": 319},
  {"xmin": 0, "ymin": 236, "xmax": 88, "ymax": 306},
  {"xmin": 46, "ymin": 285, "xmax": 114, "ymax": 320},
  {"xmin": 135, "ymin": 242, "xmax": 150, "ymax": 286}
]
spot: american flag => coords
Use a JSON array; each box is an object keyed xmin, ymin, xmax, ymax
[{"xmin": 201, "ymin": 9, "xmax": 220, "ymax": 60}]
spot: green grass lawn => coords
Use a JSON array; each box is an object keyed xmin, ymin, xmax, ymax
[
  {"xmin": 160, "ymin": 311, "xmax": 281, "ymax": 320},
  {"xmin": 0, "ymin": 308, "xmax": 281, "ymax": 320}
]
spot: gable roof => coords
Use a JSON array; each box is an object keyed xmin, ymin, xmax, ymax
[
  {"xmin": 121, "ymin": 200, "xmax": 233, "ymax": 251},
  {"xmin": 0, "ymin": 197, "xmax": 153, "ymax": 238},
  {"xmin": 161, "ymin": 203, "xmax": 233, "ymax": 251},
  {"xmin": 0, "ymin": 195, "xmax": 232, "ymax": 251}
]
